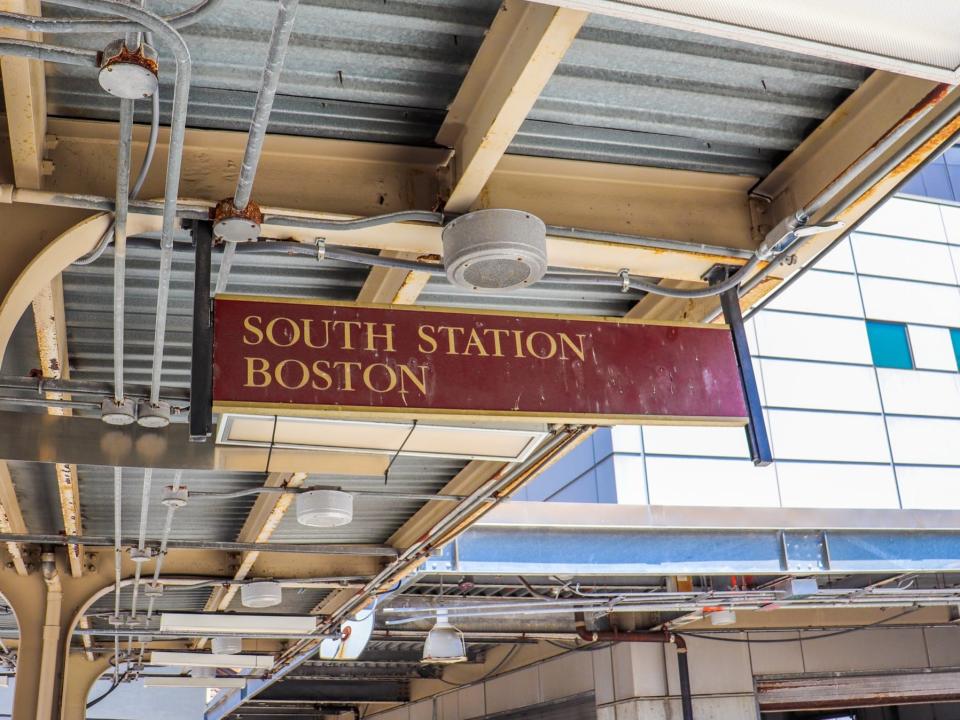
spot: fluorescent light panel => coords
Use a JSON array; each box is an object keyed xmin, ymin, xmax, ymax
[
  {"xmin": 149, "ymin": 651, "xmax": 274, "ymax": 670},
  {"xmin": 217, "ymin": 414, "xmax": 547, "ymax": 462},
  {"xmin": 144, "ymin": 677, "xmax": 246, "ymax": 689},
  {"xmin": 159, "ymin": 613, "xmax": 316, "ymax": 636},
  {"xmin": 539, "ymin": 0, "xmax": 960, "ymax": 82}
]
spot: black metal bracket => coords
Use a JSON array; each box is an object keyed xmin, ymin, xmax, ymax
[
  {"xmin": 706, "ymin": 265, "xmax": 773, "ymax": 466},
  {"xmin": 187, "ymin": 219, "xmax": 214, "ymax": 442}
]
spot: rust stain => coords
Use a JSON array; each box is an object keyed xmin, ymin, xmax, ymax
[
  {"xmin": 847, "ymin": 110, "xmax": 960, "ymax": 217},
  {"xmin": 822, "ymin": 82, "xmax": 952, "ymax": 205}
]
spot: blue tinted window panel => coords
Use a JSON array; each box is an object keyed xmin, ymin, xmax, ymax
[
  {"xmin": 945, "ymin": 147, "xmax": 960, "ymax": 165},
  {"xmin": 922, "ymin": 163, "xmax": 956, "ymax": 201},
  {"xmin": 866, "ymin": 321, "xmax": 913, "ymax": 369},
  {"xmin": 899, "ymin": 174, "xmax": 927, "ymax": 197}
]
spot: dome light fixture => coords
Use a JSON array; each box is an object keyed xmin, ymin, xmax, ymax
[
  {"xmin": 240, "ymin": 581, "xmax": 282, "ymax": 609},
  {"xmin": 211, "ymin": 636, "xmax": 243, "ymax": 655},
  {"xmin": 442, "ymin": 209, "xmax": 547, "ymax": 292},
  {"xmin": 422, "ymin": 610, "xmax": 467, "ymax": 665},
  {"xmin": 295, "ymin": 488, "xmax": 354, "ymax": 528}
]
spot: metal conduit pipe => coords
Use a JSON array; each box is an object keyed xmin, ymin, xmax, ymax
[
  {"xmin": 77, "ymin": 31, "xmax": 162, "ymax": 267},
  {"xmin": 0, "ymin": 0, "xmax": 224, "ymax": 33},
  {"xmin": 575, "ymin": 617, "xmax": 693, "ymax": 720},
  {"xmin": 113, "ymin": 97, "xmax": 134, "ymax": 402},
  {"xmin": 48, "ymin": 0, "xmax": 194, "ymax": 410},
  {"xmin": 0, "ymin": 37, "xmax": 99, "ymax": 64},
  {"xmin": 187, "ymin": 486, "xmax": 496, "ymax": 503},
  {"xmin": 0, "ymin": 531, "xmax": 399, "ymax": 556},
  {"xmin": 0, "ymin": 375, "xmax": 189, "ymax": 402},
  {"xmin": 233, "ymin": 0, "xmax": 299, "ymax": 210},
  {"xmin": 216, "ymin": 0, "xmax": 300, "ymax": 295}
]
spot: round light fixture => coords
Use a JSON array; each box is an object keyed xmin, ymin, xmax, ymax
[
  {"xmin": 240, "ymin": 581, "xmax": 282, "ymax": 609},
  {"xmin": 101, "ymin": 397, "xmax": 137, "ymax": 426},
  {"xmin": 211, "ymin": 636, "xmax": 243, "ymax": 655},
  {"xmin": 295, "ymin": 489, "xmax": 354, "ymax": 528},
  {"xmin": 442, "ymin": 209, "xmax": 547, "ymax": 292},
  {"xmin": 137, "ymin": 400, "xmax": 171, "ymax": 428}
]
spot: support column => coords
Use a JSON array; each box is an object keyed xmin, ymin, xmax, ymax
[
  {"xmin": 0, "ymin": 565, "xmax": 46, "ymax": 719},
  {"xmin": 61, "ymin": 654, "xmax": 112, "ymax": 720},
  {"xmin": 593, "ymin": 636, "xmax": 760, "ymax": 720}
]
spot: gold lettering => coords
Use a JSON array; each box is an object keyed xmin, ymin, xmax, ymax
[
  {"xmin": 463, "ymin": 328, "xmax": 489, "ymax": 357},
  {"xmin": 364, "ymin": 322, "xmax": 396, "ymax": 352},
  {"xmin": 265, "ymin": 317, "xmax": 300, "ymax": 347},
  {"xmin": 242, "ymin": 315, "xmax": 264, "ymax": 345},
  {"xmin": 482, "ymin": 328, "xmax": 508, "ymax": 357},
  {"xmin": 311, "ymin": 360, "xmax": 333, "ymax": 390},
  {"xmin": 398, "ymin": 364, "xmax": 428, "ymax": 396},
  {"xmin": 363, "ymin": 363, "xmax": 398, "ymax": 393},
  {"xmin": 275, "ymin": 358, "xmax": 310, "ymax": 389},
  {"xmin": 244, "ymin": 357, "xmax": 271, "ymax": 387},
  {"xmin": 437, "ymin": 325, "xmax": 465, "ymax": 355},
  {"xmin": 303, "ymin": 319, "xmax": 331, "ymax": 349},
  {"xmin": 511, "ymin": 329, "xmax": 526, "ymax": 358},
  {"xmin": 526, "ymin": 330, "xmax": 557, "ymax": 360},
  {"xmin": 333, "ymin": 320, "xmax": 362, "ymax": 350},
  {"xmin": 333, "ymin": 361, "xmax": 362, "ymax": 391},
  {"xmin": 558, "ymin": 332, "xmax": 587, "ymax": 362},
  {"xmin": 417, "ymin": 325, "xmax": 438, "ymax": 354}
]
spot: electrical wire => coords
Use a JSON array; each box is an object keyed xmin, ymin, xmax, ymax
[
  {"xmin": 674, "ymin": 608, "xmax": 922, "ymax": 644},
  {"xmin": 437, "ymin": 644, "xmax": 521, "ymax": 688}
]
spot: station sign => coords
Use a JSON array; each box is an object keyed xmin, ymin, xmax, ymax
[{"xmin": 212, "ymin": 295, "xmax": 748, "ymax": 425}]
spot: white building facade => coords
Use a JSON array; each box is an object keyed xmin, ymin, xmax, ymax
[{"xmin": 522, "ymin": 164, "xmax": 960, "ymax": 511}]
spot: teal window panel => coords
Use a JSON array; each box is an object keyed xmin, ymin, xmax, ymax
[{"xmin": 866, "ymin": 321, "xmax": 913, "ymax": 369}]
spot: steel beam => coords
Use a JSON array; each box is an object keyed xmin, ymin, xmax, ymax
[
  {"xmin": 0, "ymin": 409, "xmax": 390, "ymax": 474},
  {"xmin": 0, "ymin": 461, "xmax": 28, "ymax": 575},
  {"xmin": 437, "ymin": 0, "xmax": 587, "ymax": 213},
  {"xmin": 254, "ymin": 679, "xmax": 409, "ymax": 704},
  {"xmin": 421, "ymin": 503, "xmax": 960, "ymax": 576}
]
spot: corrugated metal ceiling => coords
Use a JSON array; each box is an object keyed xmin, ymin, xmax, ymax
[{"xmin": 41, "ymin": 0, "xmax": 868, "ymax": 176}]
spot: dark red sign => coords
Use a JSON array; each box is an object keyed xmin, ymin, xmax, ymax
[{"xmin": 212, "ymin": 296, "xmax": 747, "ymax": 424}]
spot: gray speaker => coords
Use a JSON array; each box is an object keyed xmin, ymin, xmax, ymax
[{"xmin": 441, "ymin": 209, "xmax": 548, "ymax": 292}]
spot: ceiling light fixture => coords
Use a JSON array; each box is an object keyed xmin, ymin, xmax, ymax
[
  {"xmin": 240, "ymin": 581, "xmax": 283, "ymax": 609},
  {"xmin": 296, "ymin": 489, "xmax": 353, "ymax": 528},
  {"xmin": 421, "ymin": 610, "xmax": 467, "ymax": 665},
  {"xmin": 210, "ymin": 636, "xmax": 244, "ymax": 656},
  {"xmin": 149, "ymin": 651, "xmax": 274, "ymax": 670},
  {"xmin": 144, "ymin": 676, "xmax": 246, "ymax": 689},
  {"xmin": 217, "ymin": 414, "xmax": 547, "ymax": 463},
  {"xmin": 159, "ymin": 613, "xmax": 315, "ymax": 635},
  {"xmin": 442, "ymin": 209, "xmax": 548, "ymax": 292}
]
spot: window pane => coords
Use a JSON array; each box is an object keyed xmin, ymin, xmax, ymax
[{"xmin": 866, "ymin": 321, "xmax": 913, "ymax": 369}]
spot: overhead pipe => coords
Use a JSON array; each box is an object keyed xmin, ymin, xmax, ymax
[
  {"xmin": 0, "ymin": 0, "xmax": 224, "ymax": 33},
  {"xmin": 576, "ymin": 616, "xmax": 693, "ymax": 720},
  {"xmin": 0, "ymin": 530, "xmax": 398, "ymax": 556},
  {"xmin": 0, "ymin": 37, "xmax": 98, "ymax": 64},
  {"xmin": 113, "ymin": 96, "xmax": 134, "ymax": 403},
  {"xmin": 43, "ymin": 0, "xmax": 194, "ymax": 413},
  {"xmin": 77, "ymin": 31, "xmax": 162, "ymax": 267},
  {"xmin": 215, "ymin": 0, "xmax": 300, "ymax": 295}
]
